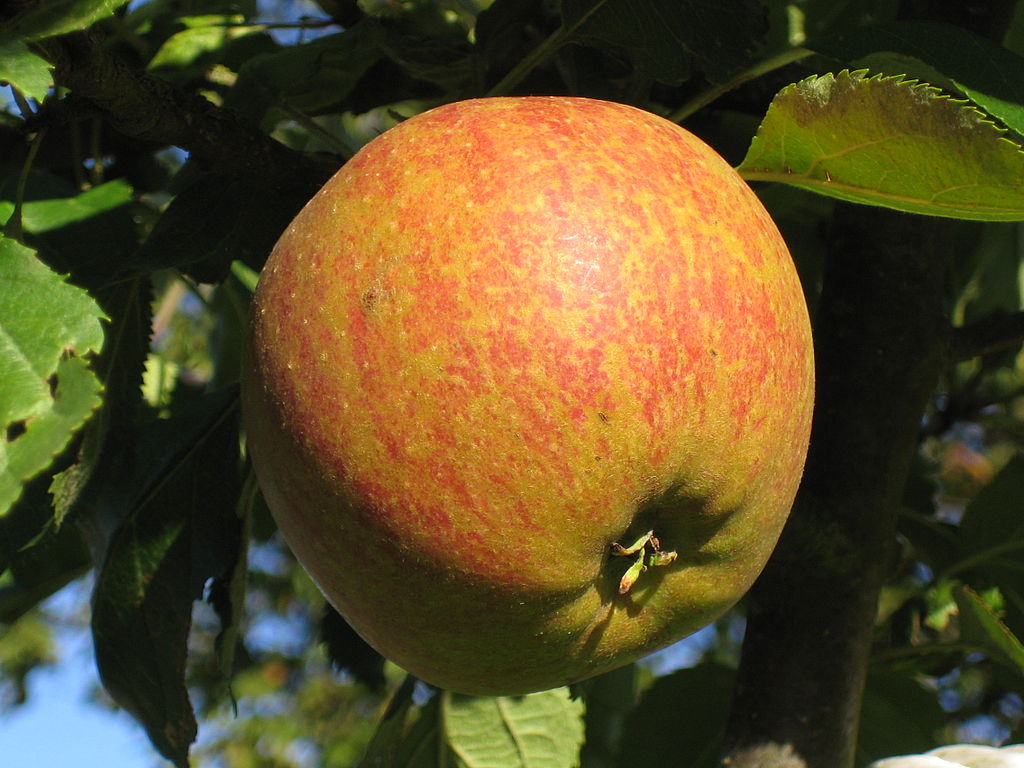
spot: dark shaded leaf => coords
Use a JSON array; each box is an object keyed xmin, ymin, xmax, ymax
[
  {"xmin": 577, "ymin": 664, "xmax": 638, "ymax": 768},
  {"xmin": 0, "ymin": 473, "xmax": 89, "ymax": 623},
  {"xmin": 370, "ymin": 19, "xmax": 474, "ymax": 92},
  {"xmin": 561, "ymin": 0, "xmax": 768, "ymax": 84},
  {"xmin": 138, "ymin": 169, "xmax": 330, "ymax": 282},
  {"xmin": 91, "ymin": 386, "xmax": 243, "ymax": 766},
  {"xmin": 321, "ymin": 603, "xmax": 386, "ymax": 692},
  {"xmin": 957, "ymin": 455, "xmax": 1024, "ymax": 634},
  {"xmin": 613, "ymin": 663, "xmax": 734, "ymax": 768},
  {"xmin": 476, "ymin": 0, "xmax": 548, "ymax": 80},
  {"xmin": 227, "ymin": 22, "xmax": 382, "ymax": 127},
  {"xmin": 358, "ymin": 675, "xmax": 417, "ymax": 767},
  {"xmin": 51, "ymin": 278, "xmax": 152, "ymax": 529},
  {"xmin": 960, "ymin": 454, "xmax": 1024, "ymax": 556},
  {"xmin": 856, "ymin": 666, "xmax": 946, "ymax": 765},
  {"xmin": 812, "ymin": 20, "xmax": 1024, "ymax": 138}
]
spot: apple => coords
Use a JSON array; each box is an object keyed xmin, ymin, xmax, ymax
[{"xmin": 241, "ymin": 96, "xmax": 814, "ymax": 696}]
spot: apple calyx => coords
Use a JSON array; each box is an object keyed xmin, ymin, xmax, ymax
[{"xmin": 610, "ymin": 530, "xmax": 678, "ymax": 595}]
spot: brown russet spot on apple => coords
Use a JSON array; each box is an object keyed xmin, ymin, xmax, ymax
[{"xmin": 242, "ymin": 96, "xmax": 814, "ymax": 696}]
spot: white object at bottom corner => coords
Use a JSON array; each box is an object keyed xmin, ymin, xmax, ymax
[{"xmin": 867, "ymin": 744, "xmax": 1024, "ymax": 768}]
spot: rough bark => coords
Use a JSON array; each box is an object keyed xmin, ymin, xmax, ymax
[
  {"xmin": 719, "ymin": 205, "xmax": 957, "ymax": 768},
  {"xmin": 42, "ymin": 31, "xmax": 331, "ymax": 192}
]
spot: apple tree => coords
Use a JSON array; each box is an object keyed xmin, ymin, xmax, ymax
[{"xmin": 2, "ymin": 1, "xmax": 1024, "ymax": 767}]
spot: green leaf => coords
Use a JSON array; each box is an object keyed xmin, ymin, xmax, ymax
[
  {"xmin": 577, "ymin": 664, "xmax": 638, "ymax": 768},
  {"xmin": 614, "ymin": 663, "xmax": 735, "ymax": 768},
  {"xmin": 50, "ymin": 278, "xmax": 152, "ymax": 528},
  {"xmin": 0, "ymin": 501, "xmax": 89, "ymax": 623},
  {"xmin": 954, "ymin": 585, "xmax": 1024, "ymax": 681},
  {"xmin": 369, "ymin": 18, "xmax": 474, "ymax": 91},
  {"xmin": 147, "ymin": 15, "xmax": 262, "ymax": 74},
  {"xmin": 0, "ymin": 34, "xmax": 52, "ymax": 101},
  {"xmin": 2, "ymin": 0, "xmax": 130, "ymax": 41},
  {"xmin": 444, "ymin": 688, "xmax": 586, "ymax": 768},
  {"xmin": 0, "ymin": 237, "xmax": 105, "ymax": 516},
  {"xmin": 561, "ymin": 0, "xmax": 768, "ymax": 84},
  {"xmin": 139, "ymin": 171, "xmax": 320, "ymax": 281},
  {"xmin": 960, "ymin": 454, "xmax": 1024, "ymax": 557},
  {"xmin": 0, "ymin": 179, "xmax": 138, "ymax": 287},
  {"xmin": 0, "ymin": 179, "xmax": 133, "ymax": 233},
  {"xmin": 91, "ymin": 387, "xmax": 242, "ymax": 768},
  {"xmin": 227, "ymin": 23, "xmax": 382, "ymax": 126},
  {"xmin": 321, "ymin": 605, "xmax": 386, "ymax": 691},
  {"xmin": 358, "ymin": 675, "xmax": 418, "ymax": 767},
  {"xmin": 738, "ymin": 70, "xmax": 1024, "ymax": 221},
  {"xmin": 811, "ymin": 20, "xmax": 1024, "ymax": 139},
  {"xmin": 381, "ymin": 687, "xmax": 585, "ymax": 768},
  {"xmin": 954, "ymin": 455, "xmax": 1024, "ymax": 635}
]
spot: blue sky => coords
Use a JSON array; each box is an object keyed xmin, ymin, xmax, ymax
[
  {"xmin": 0, "ymin": 586, "xmax": 164, "ymax": 768},
  {"xmin": 0, "ymin": 664, "xmax": 159, "ymax": 768}
]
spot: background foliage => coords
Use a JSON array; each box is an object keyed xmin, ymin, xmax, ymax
[{"xmin": 2, "ymin": 1, "xmax": 1024, "ymax": 767}]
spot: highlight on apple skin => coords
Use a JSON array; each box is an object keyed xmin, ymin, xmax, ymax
[{"xmin": 240, "ymin": 96, "xmax": 815, "ymax": 696}]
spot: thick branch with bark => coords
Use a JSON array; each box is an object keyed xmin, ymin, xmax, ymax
[
  {"xmin": 719, "ymin": 206, "xmax": 958, "ymax": 768},
  {"xmin": 44, "ymin": 31, "xmax": 331, "ymax": 191}
]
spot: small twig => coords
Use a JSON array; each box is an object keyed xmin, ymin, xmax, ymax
[
  {"xmin": 10, "ymin": 85, "xmax": 36, "ymax": 119},
  {"xmin": 668, "ymin": 47, "xmax": 813, "ymax": 124},
  {"xmin": 486, "ymin": 0, "xmax": 609, "ymax": 97},
  {"xmin": 5, "ymin": 126, "xmax": 47, "ymax": 241},
  {"xmin": 279, "ymin": 98, "xmax": 354, "ymax": 160},
  {"xmin": 950, "ymin": 311, "xmax": 1024, "ymax": 361}
]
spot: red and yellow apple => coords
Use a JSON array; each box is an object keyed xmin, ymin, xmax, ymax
[{"xmin": 241, "ymin": 96, "xmax": 814, "ymax": 696}]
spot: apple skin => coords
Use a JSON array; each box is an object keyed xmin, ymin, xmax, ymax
[{"xmin": 241, "ymin": 96, "xmax": 814, "ymax": 696}]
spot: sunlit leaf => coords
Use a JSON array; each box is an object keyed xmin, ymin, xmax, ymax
[
  {"xmin": 147, "ymin": 15, "xmax": 261, "ymax": 73},
  {"xmin": 0, "ymin": 180, "xmax": 137, "ymax": 286},
  {"xmin": 738, "ymin": 70, "xmax": 1024, "ymax": 221},
  {"xmin": 0, "ymin": 34, "xmax": 52, "ymax": 101},
  {"xmin": 0, "ymin": 179, "xmax": 133, "ymax": 232},
  {"xmin": 0, "ymin": 237, "xmax": 105, "ymax": 516},
  {"xmin": 2, "ymin": 0, "xmax": 130, "ymax": 40},
  {"xmin": 380, "ymin": 687, "xmax": 585, "ymax": 768},
  {"xmin": 444, "ymin": 688, "xmax": 586, "ymax": 767}
]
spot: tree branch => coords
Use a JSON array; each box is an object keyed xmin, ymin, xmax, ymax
[
  {"xmin": 43, "ymin": 31, "xmax": 332, "ymax": 191},
  {"xmin": 951, "ymin": 311, "xmax": 1024, "ymax": 362},
  {"xmin": 719, "ymin": 206, "xmax": 958, "ymax": 768}
]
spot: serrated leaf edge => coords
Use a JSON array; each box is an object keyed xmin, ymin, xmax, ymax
[{"xmin": 739, "ymin": 69, "xmax": 1024, "ymax": 220}]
